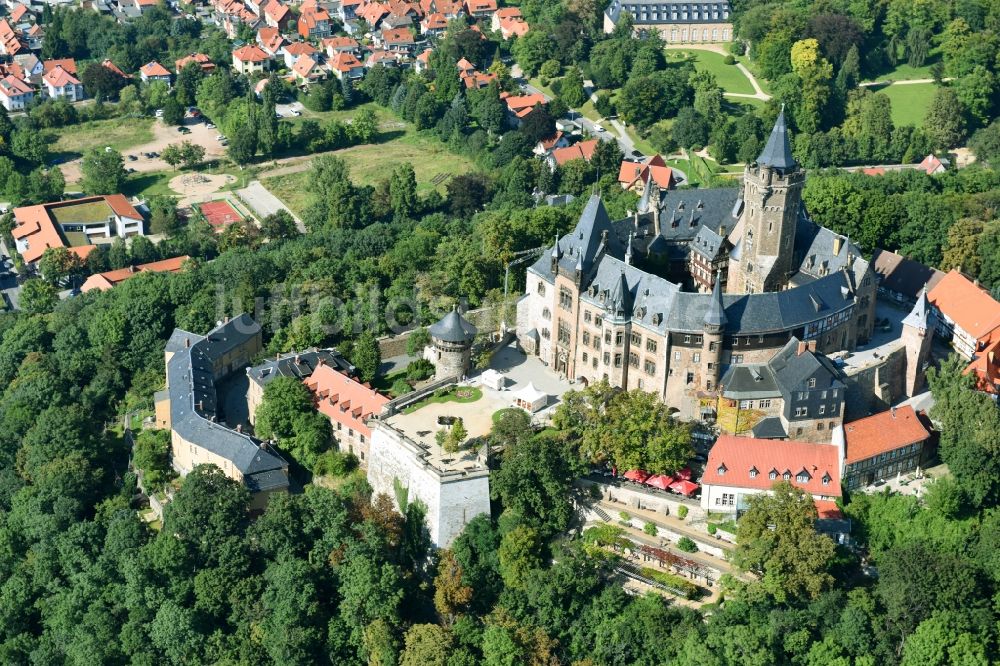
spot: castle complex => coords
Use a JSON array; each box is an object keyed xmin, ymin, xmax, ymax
[{"xmin": 516, "ymin": 112, "xmax": 880, "ymax": 420}]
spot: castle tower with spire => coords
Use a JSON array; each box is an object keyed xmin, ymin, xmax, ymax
[
  {"xmin": 901, "ymin": 287, "xmax": 934, "ymax": 396},
  {"xmin": 701, "ymin": 271, "xmax": 727, "ymax": 391},
  {"xmin": 727, "ymin": 107, "xmax": 805, "ymax": 295}
]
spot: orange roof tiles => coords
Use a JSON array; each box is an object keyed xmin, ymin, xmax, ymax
[
  {"xmin": 550, "ymin": 139, "xmax": 600, "ymax": 166},
  {"xmin": 285, "ymin": 41, "xmax": 318, "ymax": 56},
  {"xmin": 81, "ymin": 255, "xmax": 191, "ymax": 293},
  {"xmin": 101, "ymin": 59, "xmax": 130, "ymax": 78},
  {"xmin": 304, "ymin": 364, "xmax": 389, "ymax": 439},
  {"xmin": 263, "ymin": 0, "xmax": 289, "ymax": 22},
  {"xmin": 140, "ymin": 61, "xmax": 171, "ymax": 77},
  {"xmin": 43, "ymin": 65, "xmax": 80, "ymax": 88},
  {"xmin": 175, "ymin": 53, "xmax": 215, "ymax": 72},
  {"xmin": 928, "ymin": 269, "xmax": 1000, "ymax": 342},
  {"xmin": 105, "ymin": 194, "xmax": 142, "ymax": 219},
  {"xmin": 258, "ymin": 26, "xmax": 285, "ymax": 53},
  {"xmin": 0, "ymin": 20, "xmax": 24, "ymax": 56},
  {"xmin": 323, "ymin": 36, "xmax": 359, "ymax": 51},
  {"xmin": 0, "ymin": 74, "xmax": 33, "ymax": 97},
  {"xmin": 703, "ymin": 434, "xmax": 842, "ymax": 498},
  {"xmin": 357, "ymin": 2, "xmax": 389, "ymax": 24},
  {"xmin": 292, "ymin": 55, "xmax": 321, "ymax": 78},
  {"xmin": 964, "ymin": 332, "xmax": 1000, "ymax": 395},
  {"xmin": 843, "ymin": 405, "xmax": 930, "ymax": 464},
  {"xmin": 233, "ymin": 44, "xmax": 271, "ymax": 62},
  {"xmin": 814, "ymin": 500, "xmax": 843, "ymax": 520},
  {"xmin": 422, "ymin": 12, "xmax": 447, "ymax": 29},
  {"xmin": 464, "ymin": 0, "xmax": 495, "ymax": 12},
  {"xmin": 43, "ymin": 58, "xmax": 77, "ymax": 75},
  {"xmin": 330, "ymin": 50, "xmax": 363, "ymax": 72},
  {"xmin": 381, "ymin": 26, "xmax": 414, "ymax": 43},
  {"xmin": 10, "ymin": 5, "xmax": 29, "ymax": 22}
]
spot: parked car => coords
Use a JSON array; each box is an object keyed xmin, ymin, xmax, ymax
[
  {"xmin": 178, "ymin": 127, "xmax": 191, "ymax": 134},
  {"xmin": 594, "ymin": 124, "xmax": 606, "ymax": 132},
  {"xmin": 216, "ymin": 134, "xmax": 226, "ymax": 141},
  {"xmin": 205, "ymin": 122, "xmax": 216, "ymax": 129},
  {"xmin": 289, "ymin": 110, "xmax": 301, "ymax": 117},
  {"xmin": 154, "ymin": 109, "xmax": 164, "ymax": 118},
  {"xmin": 127, "ymin": 154, "xmax": 138, "ymax": 161}
]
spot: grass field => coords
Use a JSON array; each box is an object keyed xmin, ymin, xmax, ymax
[
  {"xmin": 262, "ymin": 131, "xmax": 477, "ymax": 216},
  {"xmin": 50, "ymin": 117, "xmax": 156, "ymax": 160},
  {"xmin": 862, "ymin": 51, "xmax": 940, "ymax": 83},
  {"xmin": 877, "ymin": 82, "xmax": 936, "ymax": 126},
  {"xmin": 666, "ymin": 49, "xmax": 755, "ymax": 95},
  {"xmin": 49, "ymin": 199, "xmax": 114, "ymax": 225},
  {"xmin": 122, "ymin": 170, "xmax": 176, "ymax": 199}
]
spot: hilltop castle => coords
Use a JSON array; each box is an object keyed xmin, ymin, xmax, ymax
[{"xmin": 516, "ymin": 111, "xmax": 879, "ymax": 421}]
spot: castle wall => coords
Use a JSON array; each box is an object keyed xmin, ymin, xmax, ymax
[{"xmin": 841, "ymin": 342, "xmax": 907, "ymax": 420}]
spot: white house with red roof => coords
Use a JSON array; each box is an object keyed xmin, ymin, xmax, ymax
[
  {"xmin": 375, "ymin": 26, "xmax": 416, "ymax": 54},
  {"xmin": 262, "ymin": 0, "xmax": 291, "ymax": 29},
  {"xmin": 282, "ymin": 40, "xmax": 318, "ymax": 69},
  {"xmin": 928, "ymin": 269, "xmax": 1000, "ymax": 360},
  {"xmin": 841, "ymin": 405, "xmax": 930, "ymax": 489},
  {"xmin": 338, "ymin": 0, "xmax": 363, "ymax": 21},
  {"xmin": 0, "ymin": 73, "xmax": 33, "ymax": 110},
  {"xmin": 257, "ymin": 26, "xmax": 287, "ymax": 56},
  {"xmin": 42, "ymin": 65, "xmax": 83, "ymax": 101},
  {"xmin": 464, "ymin": 0, "xmax": 496, "ymax": 18},
  {"xmin": 415, "ymin": 47, "xmax": 433, "ymax": 73},
  {"xmin": 919, "ymin": 153, "xmax": 948, "ymax": 175},
  {"xmin": 329, "ymin": 50, "xmax": 365, "ymax": 80},
  {"xmin": 618, "ymin": 154, "xmax": 675, "ymax": 192},
  {"xmin": 175, "ymin": 53, "xmax": 215, "ymax": 74},
  {"xmin": 701, "ymin": 434, "xmax": 842, "ymax": 515},
  {"xmin": 547, "ymin": 138, "xmax": 600, "ymax": 169},
  {"xmin": 421, "ymin": 11, "xmax": 448, "ymax": 35},
  {"xmin": 501, "ymin": 91, "xmax": 546, "ymax": 126},
  {"xmin": 532, "ymin": 131, "xmax": 571, "ymax": 156},
  {"xmin": 304, "ymin": 362, "xmax": 389, "ymax": 463},
  {"xmin": 491, "ymin": 7, "xmax": 527, "ymax": 38},
  {"xmin": 292, "ymin": 54, "xmax": 325, "ymax": 85},
  {"xmin": 0, "ymin": 19, "xmax": 26, "ymax": 56},
  {"xmin": 140, "ymin": 60, "xmax": 172, "ymax": 85},
  {"xmin": 322, "ymin": 35, "xmax": 360, "ymax": 57},
  {"xmin": 232, "ymin": 44, "xmax": 272, "ymax": 75}
]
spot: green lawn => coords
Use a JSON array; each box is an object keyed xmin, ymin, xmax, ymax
[
  {"xmin": 50, "ymin": 117, "xmax": 155, "ymax": 159},
  {"xmin": 862, "ymin": 50, "xmax": 939, "ymax": 83},
  {"xmin": 122, "ymin": 170, "xmax": 176, "ymax": 199},
  {"xmin": 262, "ymin": 131, "xmax": 477, "ymax": 216},
  {"xmin": 666, "ymin": 49, "xmax": 755, "ymax": 95},
  {"xmin": 877, "ymin": 82, "xmax": 937, "ymax": 127},
  {"xmin": 287, "ymin": 101, "xmax": 393, "ymax": 128},
  {"xmin": 48, "ymin": 199, "xmax": 114, "ymax": 225},
  {"xmin": 402, "ymin": 386, "xmax": 483, "ymax": 414}
]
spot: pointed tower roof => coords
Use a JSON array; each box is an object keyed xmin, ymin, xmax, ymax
[
  {"xmin": 704, "ymin": 272, "xmax": 727, "ymax": 330},
  {"xmin": 637, "ymin": 179, "xmax": 652, "ymax": 213},
  {"xmin": 609, "ymin": 268, "xmax": 631, "ymax": 317},
  {"xmin": 550, "ymin": 233, "xmax": 561, "ymax": 260},
  {"xmin": 429, "ymin": 307, "xmax": 477, "ymax": 343},
  {"xmin": 902, "ymin": 286, "xmax": 932, "ymax": 330},
  {"xmin": 757, "ymin": 105, "xmax": 797, "ymax": 171}
]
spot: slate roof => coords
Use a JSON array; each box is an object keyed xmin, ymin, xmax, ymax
[
  {"xmin": 704, "ymin": 274, "xmax": 727, "ymax": 328},
  {"xmin": 247, "ymin": 347, "xmax": 354, "ymax": 388},
  {"xmin": 768, "ymin": 337, "xmax": 845, "ymax": 394},
  {"xmin": 430, "ymin": 309, "xmax": 477, "ymax": 342},
  {"xmin": 751, "ymin": 417, "xmax": 787, "ymax": 439},
  {"xmin": 165, "ymin": 316, "xmax": 288, "ymax": 485},
  {"xmin": 901, "ymin": 287, "xmax": 932, "ymax": 330},
  {"xmin": 757, "ymin": 107, "xmax": 796, "ymax": 171},
  {"xmin": 719, "ymin": 364, "xmax": 779, "ymax": 399},
  {"xmin": 870, "ymin": 248, "xmax": 944, "ymax": 300}
]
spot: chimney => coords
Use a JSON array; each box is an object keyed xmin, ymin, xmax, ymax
[
  {"xmin": 797, "ymin": 340, "xmax": 808, "ymax": 356},
  {"xmin": 185, "ymin": 337, "xmax": 190, "ymax": 348},
  {"xmin": 236, "ymin": 423, "xmax": 242, "ymax": 433},
  {"xmin": 719, "ymin": 225, "xmax": 726, "ymax": 238},
  {"xmin": 197, "ymin": 400, "xmax": 204, "ymax": 411},
  {"xmin": 890, "ymin": 407, "xmax": 896, "ymax": 418},
  {"xmin": 224, "ymin": 315, "xmax": 230, "ymax": 323},
  {"xmin": 832, "ymin": 236, "xmax": 843, "ymax": 255},
  {"xmin": 689, "ymin": 209, "xmax": 696, "ymax": 227}
]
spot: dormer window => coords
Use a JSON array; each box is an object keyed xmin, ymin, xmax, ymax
[
  {"xmin": 796, "ymin": 470, "xmax": 811, "ymax": 483},
  {"xmin": 749, "ymin": 466, "xmax": 758, "ymax": 478},
  {"xmin": 782, "ymin": 470, "xmax": 791, "ymax": 481},
  {"xmin": 769, "ymin": 469, "xmax": 777, "ymax": 480},
  {"xmin": 808, "ymin": 378, "xmax": 816, "ymax": 388},
  {"xmin": 822, "ymin": 473, "xmax": 831, "ymax": 485},
  {"xmin": 717, "ymin": 463, "xmax": 727, "ymax": 476}
]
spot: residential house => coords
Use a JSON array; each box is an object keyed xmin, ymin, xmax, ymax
[
  {"xmin": 501, "ymin": 91, "xmax": 546, "ymax": 126},
  {"xmin": 603, "ymin": 0, "xmax": 732, "ymax": 43},
  {"xmin": 366, "ymin": 49, "xmax": 399, "ymax": 68},
  {"xmin": 547, "ymin": 138, "xmax": 599, "ymax": 169},
  {"xmin": 414, "ymin": 47, "xmax": 432, "ymax": 73},
  {"xmin": 491, "ymin": 6, "xmax": 527, "ymax": 38},
  {"xmin": 356, "ymin": 1, "xmax": 389, "ymax": 29},
  {"xmin": 101, "ymin": 59, "xmax": 132, "ymax": 80},
  {"xmin": 80, "ymin": 255, "xmax": 190, "ymax": 293},
  {"xmin": 0, "ymin": 73, "xmax": 33, "ymax": 110},
  {"xmin": 456, "ymin": 56, "xmax": 475, "ymax": 77},
  {"xmin": 175, "ymin": 53, "xmax": 215, "ymax": 74},
  {"xmin": 928, "ymin": 269, "xmax": 1000, "ymax": 360},
  {"xmin": 43, "ymin": 58, "xmax": 77, "ymax": 76},
  {"xmin": 533, "ymin": 131, "xmax": 570, "ymax": 156},
  {"xmin": 156, "ymin": 316, "xmax": 289, "ymax": 512},
  {"xmin": 257, "ymin": 26, "xmax": 287, "ymax": 56},
  {"xmin": 618, "ymin": 154, "xmax": 674, "ymax": 193},
  {"xmin": 965, "ymin": 331, "xmax": 1000, "ymax": 397},
  {"xmin": 700, "ymin": 434, "xmax": 842, "ymax": 515},
  {"xmin": 717, "ymin": 338, "xmax": 847, "ymax": 443},
  {"xmin": 9, "ymin": 4, "xmax": 31, "ymax": 23},
  {"xmin": 329, "ymin": 50, "xmax": 365, "ymax": 80},
  {"xmin": 376, "ymin": 26, "xmax": 416, "ymax": 54},
  {"xmin": 338, "ymin": 0, "xmax": 363, "ymax": 21},
  {"xmin": 388, "ymin": 0, "xmax": 422, "ymax": 20},
  {"xmin": 42, "ymin": 65, "xmax": 83, "ymax": 101},
  {"xmin": 12, "ymin": 195, "xmax": 144, "ymax": 267},
  {"xmin": 841, "ymin": 405, "xmax": 931, "ymax": 489},
  {"xmin": 305, "ymin": 362, "xmax": 390, "ymax": 463},
  {"xmin": 261, "ymin": 0, "xmax": 291, "ymax": 29},
  {"xmin": 292, "ymin": 54, "xmax": 325, "ymax": 84},
  {"xmin": 24, "ymin": 23, "xmax": 41, "ymax": 50},
  {"xmin": 420, "ymin": 11, "xmax": 447, "ymax": 35},
  {"xmin": 13, "ymin": 53, "xmax": 42, "ymax": 83},
  {"xmin": 282, "ymin": 40, "xmax": 318, "ymax": 69},
  {"xmin": 460, "ymin": 69, "xmax": 496, "ymax": 89},
  {"xmin": 382, "ymin": 12, "xmax": 414, "ymax": 30},
  {"xmin": 323, "ymin": 35, "xmax": 359, "ymax": 55},
  {"xmin": 919, "ymin": 153, "xmax": 948, "ymax": 175},
  {"xmin": 298, "ymin": 4, "xmax": 332, "ymax": 39},
  {"xmin": 420, "ymin": 0, "xmax": 463, "ymax": 18},
  {"xmin": 463, "ymin": 0, "xmax": 495, "ymax": 18},
  {"xmin": 870, "ymin": 248, "xmax": 944, "ymax": 309},
  {"xmin": 232, "ymin": 44, "xmax": 272, "ymax": 75},
  {"xmin": 0, "ymin": 19, "xmax": 25, "ymax": 56},
  {"xmin": 139, "ymin": 60, "xmax": 172, "ymax": 85}
]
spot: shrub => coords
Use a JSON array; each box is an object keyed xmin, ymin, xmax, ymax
[
  {"xmin": 589, "ymin": 484, "xmax": 603, "ymax": 500},
  {"xmin": 728, "ymin": 41, "xmax": 745, "ymax": 57},
  {"xmin": 391, "ymin": 378, "xmax": 412, "ymax": 397},
  {"xmin": 641, "ymin": 567, "xmax": 699, "ymax": 599},
  {"xmin": 619, "ymin": 511, "xmax": 631, "ymax": 522},
  {"xmin": 643, "ymin": 522, "xmax": 658, "ymax": 536},
  {"xmin": 313, "ymin": 450, "xmax": 358, "ymax": 477},
  {"xmin": 676, "ymin": 537, "xmax": 697, "ymax": 553},
  {"xmin": 724, "ymin": 55, "xmax": 736, "ymax": 65},
  {"xmin": 707, "ymin": 523, "xmax": 718, "ymax": 535},
  {"xmin": 404, "ymin": 358, "xmax": 434, "ymax": 382},
  {"xmin": 677, "ymin": 505, "xmax": 689, "ymax": 520}
]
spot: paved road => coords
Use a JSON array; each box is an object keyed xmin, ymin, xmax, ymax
[
  {"xmin": 859, "ymin": 77, "xmax": 952, "ymax": 88},
  {"xmin": 237, "ymin": 180, "xmax": 306, "ymax": 234}
]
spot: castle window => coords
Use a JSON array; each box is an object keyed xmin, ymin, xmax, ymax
[
  {"xmin": 709, "ymin": 341, "xmax": 718, "ymax": 352},
  {"xmin": 817, "ymin": 422, "xmax": 825, "ymax": 431},
  {"xmin": 537, "ymin": 282, "xmax": 545, "ymax": 296},
  {"xmin": 557, "ymin": 321, "xmax": 571, "ymax": 344},
  {"xmin": 603, "ymin": 352, "xmax": 610, "ymax": 365},
  {"xmin": 819, "ymin": 405, "xmax": 826, "ymax": 415},
  {"xmin": 614, "ymin": 353, "xmax": 623, "ymax": 368},
  {"xmin": 541, "ymin": 328, "xmax": 550, "ymax": 339},
  {"xmin": 593, "ymin": 357, "xmax": 598, "ymax": 369},
  {"xmin": 749, "ymin": 467, "xmax": 758, "ymax": 478},
  {"xmin": 808, "ymin": 378, "xmax": 816, "ymax": 388},
  {"xmin": 822, "ymin": 473, "xmax": 831, "ymax": 485},
  {"xmin": 758, "ymin": 399, "xmax": 771, "ymax": 409},
  {"xmin": 644, "ymin": 360, "xmax": 656, "ymax": 374},
  {"xmin": 706, "ymin": 380, "xmax": 713, "ymax": 390},
  {"xmin": 605, "ymin": 331, "xmax": 612, "ymax": 344},
  {"xmin": 559, "ymin": 287, "xmax": 573, "ymax": 311},
  {"xmin": 796, "ymin": 471, "xmax": 810, "ymax": 483},
  {"xmin": 739, "ymin": 400, "xmax": 751, "ymax": 409},
  {"xmin": 732, "ymin": 354, "xmax": 744, "ymax": 363},
  {"xmin": 674, "ymin": 351, "xmax": 681, "ymax": 361},
  {"xmin": 584, "ymin": 311, "xmax": 592, "ymax": 323},
  {"xmin": 542, "ymin": 308, "xmax": 550, "ymax": 320},
  {"xmin": 631, "ymin": 332, "xmax": 641, "ymax": 346},
  {"xmin": 594, "ymin": 338, "xmax": 601, "ymax": 351},
  {"xmin": 582, "ymin": 352, "xmax": 588, "ymax": 363},
  {"xmin": 646, "ymin": 339, "xmax": 657, "ymax": 353},
  {"xmin": 717, "ymin": 463, "xmax": 727, "ymax": 476},
  {"xmin": 684, "ymin": 334, "xmax": 691, "ymax": 343},
  {"xmin": 783, "ymin": 471, "xmax": 791, "ymax": 480},
  {"xmin": 595, "ymin": 316, "xmax": 602, "ymax": 327},
  {"xmin": 582, "ymin": 331, "xmax": 590, "ymax": 345},
  {"xmin": 629, "ymin": 352, "xmax": 639, "ymax": 367},
  {"xmin": 693, "ymin": 352, "xmax": 701, "ymax": 363},
  {"xmin": 616, "ymin": 331, "xmax": 624, "ymax": 346},
  {"xmin": 769, "ymin": 469, "xmax": 777, "ymax": 480},
  {"xmin": 686, "ymin": 372, "xmax": 694, "ymax": 384}
]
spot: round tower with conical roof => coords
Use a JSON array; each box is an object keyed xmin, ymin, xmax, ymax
[{"xmin": 429, "ymin": 307, "xmax": 478, "ymax": 381}]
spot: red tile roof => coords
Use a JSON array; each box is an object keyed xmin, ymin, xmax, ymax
[
  {"xmin": 928, "ymin": 269, "xmax": 1000, "ymax": 341},
  {"xmin": 292, "ymin": 55, "xmax": 321, "ymax": 79},
  {"xmin": 233, "ymin": 44, "xmax": 271, "ymax": 62},
  {"xmin": 104, "ymin": 193, "xmax": 142, "ymax": 219},
  {"xmin": 814, "ymin": 500, "xmax": 843, "ymax": 520},
  {"xmin": 0, "ymin": 20, "xmax": 25, "ymax": 56},
  {"xmin": 537, "ymin": 132, "xmax": 564, "ymax": 151},
  {"xmin": 617, "ymin": 156, "xmax": 673, "ymax": 190},
  {"xmin": 43, "ymin": 58, "xmax": 77, "ymax": 75},
  {"xmin": 550, "ymin": 139, "xmax": 600, "ymax": 166},
  {"xmin": 9, "ymin": 4, "xmax": 29, "ymax": 22},
  {"xmin": 919, "ymin": 154, "xmax": 946, "ymax": 174},
  {"xmin": 322, "ymin": 36, "xmax": 359, "ymax": 51},
  {"xmin": 843, "ymin": 405, "xmax": 930, "ymax": 464},
  {"xmin": 0, "ymin": 74, "xmax": 32, "ymax": 97},
  {"xmin": 263, "ymin": 0, "xmax": 289, "ymax": 22},
  {"xmin": 330, "ymin": 50, "xmax": 363, "ymax": 72},
  {"xmin": 502, "ymin": 91, "xmax": 546, "ymax": 112},
  {"xmin": 43, "ymin": 65, "xmax": 80, "ymax": 88},
  {"xmin": 258, "ymin": 27, "xmax": 285, "ymax": 53},
  {"xmin": 703, "ymin": 434, "xmax": 842, "ymax": 498},
  {"xmin": 357, "ymin": 2, "xmax": 389, "ymax": 24},
  {"xmin": 499, "ymin": 17, "xmax": 529, "ymax": 37},
  {"xmin": 101, "ymin": 59, "xmax": 130, "ymax": 78},
  {"xmin": 381, "ymin": 26, "xmax": 414, "ymax": 44},
  {"xmin": 140, "ymin": 61, "xmax": 171, "ymax": 77},
  {"xmin": 464, "ymin": 0, "xmax": 495, "ymax": 12},
  {"xmin": 284, "ymin": 41, "xmax": 318, "ymax": 57},
  {"xmin": 304, "ymin": 364, "xmax": 389, "ymax": 439},
  {"xmin": 80, "ymin": 255, "xmax": 191, "ymax": 293},
  {"xmin": 965, "ymin": 332, "xmax": 1000, "ymax": 395},
  {"xmin": 422, "ymin": 12, "xmax": 447, "ymax": 29},
  {"xmin": 175, "ymin": 53, "xmax": 215, "ymax": 72}
]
